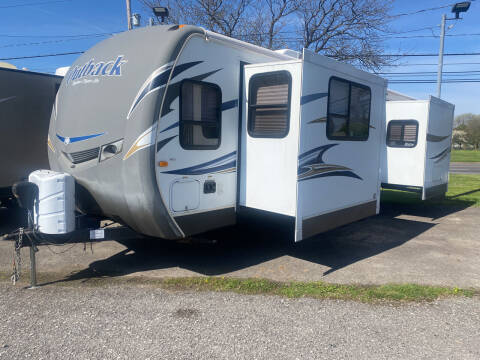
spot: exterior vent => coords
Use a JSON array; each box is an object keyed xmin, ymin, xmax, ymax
[{"xmin": 64, "ymin": 147, "xmax": 100, "ymax": 164}]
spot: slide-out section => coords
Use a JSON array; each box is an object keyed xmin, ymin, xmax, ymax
[
  {"xmin": 423, "ymin": 96, "xmax": 455, "ymax": 199},
  {"xmin": 382, "ymin": 96, "xmax": 454, "ymax": 200},
  {"xmin": 295, "ymin": 52, "xmax": 385, "ymax": 242},
  {"xmin": 238, "ymin": 60, "xmax": 302, "ymax": 216}
]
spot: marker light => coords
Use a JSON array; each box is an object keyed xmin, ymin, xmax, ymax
[{"xmin": 100, "ymin": 139, "xmax": 123, "ymax": 162}]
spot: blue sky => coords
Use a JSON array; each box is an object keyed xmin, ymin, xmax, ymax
[{"xmin": 1, "ymin": 0, "xmax": 478, "ymax": 115}]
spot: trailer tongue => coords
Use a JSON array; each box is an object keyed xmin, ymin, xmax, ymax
[{"xmin": 3, "ymin": 177, "xmax": 142, "ymax": 288}]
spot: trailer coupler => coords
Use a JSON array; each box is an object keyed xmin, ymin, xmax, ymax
[{"xmin": 3, "ymin": 225, "xmax": 143, "ymax": 288}]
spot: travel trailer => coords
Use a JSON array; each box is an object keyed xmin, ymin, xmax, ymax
[
  {"xmin": 0, "ymin": 68, "xmax": 62, "ymax": 204},
  {"xmin": 381, "ymin": 94, "xmax": 454, "ymax": 199},
  {"xmin": 43, "ymin": 24, "xmax": 386, "ymax": 242}
]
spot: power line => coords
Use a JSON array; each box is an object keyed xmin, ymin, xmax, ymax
[
  {"xmin": 0, "ymin": 31, "xmax": 118, "ymax": 38},
  {"xmin": 0, "ymin": 35, "xmax": 110, "ymax": 48},
  {"xmin": 0, "ymin": 0, "xmax": 71, "ymax": 9},
  {"xmin": 6, "ymin": 27, "xmax": 480, "ymax": 43},
  {"xmin": 379, "ymin": 70, "xmax": 480, "ymax": 75},
  {"xmin": 3, "ymin": 49, "xmax": 480, "ymax": 61},
  {"xmin": 384, "ymin": 26, "xmax": 439, "ymax": 35},
  {"xmin": 340, "ymin": 52, "xmax": 480, "ymax": 58},
  {"xmin": 0, "ymin": 27, "xmax": 438, "ymax": 40},
  {"xmin": 378, "ymin": 52, "xmax": 480, "ymax": 57},
  {"xmin": 0, "ymin": 51, "xmax": 84, "ymax": 60},
  {"xmin": 383, "ymin": 62, "xmax": 480, "ymax": 66},
  {"xmin": 389, "ymin": 1, "xmax": 477, "ymax": 19},
  {"xmin": 389, "ymin": 3, "xmax": 456, "ymax": 18},
  {"xmin": 381, "ymin": 33, "xmax": 480, "ymax": 39},
  {"xmin": 384, "ymin": 74, "xmax": 480, "ymax": 78},
  {"xmin": 389, "ymin": 80, "xmax": 480, "ymax": 83}
]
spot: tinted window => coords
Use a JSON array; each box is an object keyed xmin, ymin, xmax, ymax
[
  {"xmin": 327, "ymin": 77, "xmax": 371, "ymax": 141},
  {"xmin": 387, "ymin": 120, "xmax": 419, "ymax": 148},
  {"xmin": 248, "ymin": 71, "xmax": 291, "ymax": 138},
  {"xmin": 180, "ymin": 80, "xmax": 221, "ymax": 150}
]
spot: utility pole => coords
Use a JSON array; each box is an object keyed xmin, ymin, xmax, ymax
[
  {"xmin": 126, "ymin": 0, "xmax": 132, "ymax": 30},
  {"xmin": 436, "ymin": 2, "xmax": 471, "ymax": 99},
  {"xmin": 436, "ymin": 14, "xmax": 446, "ymax": 99}
]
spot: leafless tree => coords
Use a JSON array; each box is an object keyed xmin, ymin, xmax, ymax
[
  {"xmin": 246, "ymin": 0, "xmax": 299, "ymax": 49},
  {"xmin": 139, "ymin": 0, "xmax": 254, "ymax": 38},
  {"xmin": 297, "ymin": 0, "xmax": 393, "ymax": 69},
  {"xmin": 139, "ymin": 0, "xmax": 394, "ymax": 70}
]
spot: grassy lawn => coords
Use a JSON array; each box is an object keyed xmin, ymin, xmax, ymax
[
  {"xmin": 381, "ymin": 174, "xmax": 480, "ymax": 207},
  {"xmin": 450, "ymin": 149, "xmax": 480, "ymax": 162}
]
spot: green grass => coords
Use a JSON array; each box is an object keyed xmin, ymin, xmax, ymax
[
  {"xmin": 450, "ymin": 150, "xmax": 480, "ymax": 162},
  {"xmin": 381, "ymin": 174, "xmax": 480, "ymax": 207},
  {"xmin": 161, "ymin": 278, "xmax": 475, "ymax": 302},
  {"xmin": 0, "ymin": 272, "xmax": 475, "ymax": 303}
]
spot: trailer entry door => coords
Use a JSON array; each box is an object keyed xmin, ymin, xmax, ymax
[{"xmin": 238, "ymin": 61, "xmax": 302, "ymax": 216}]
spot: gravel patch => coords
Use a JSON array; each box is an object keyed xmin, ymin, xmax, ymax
[{"xmin": 0, "ymin": 283, "xmax": 478, "ymax": 359}]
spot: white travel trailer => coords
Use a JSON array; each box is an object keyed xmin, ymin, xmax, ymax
[
  {"xmin": 45, "ymin": 25, "xmax": 387, "ymax": 242},
  {"xmin": 381, "ymin": 94, "xmax": 455, "ymax": 199}
]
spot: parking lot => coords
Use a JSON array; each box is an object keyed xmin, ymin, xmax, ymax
[
  {"xmin": 1, "ymin": 200, "xmax": 479, "ymax": 288},
  {"xmin": 1, "ymin": 283, "xmax": 479, "ymax": 360},
  {"xmin": 1, "ymin": 197, "xmax": 479, "ymax": 359}
]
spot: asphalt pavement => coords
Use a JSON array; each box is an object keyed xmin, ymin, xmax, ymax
[
  {"xmin": 0, "ymin": 284, "xmax": 478, "ymax": 360},
  {"xmin": 1, "ymin": 203, "xmax": 480, "ymax": 288},
  {"xmin": 450, "ymin": 162, "xmax": 480, "ymax": 174}
]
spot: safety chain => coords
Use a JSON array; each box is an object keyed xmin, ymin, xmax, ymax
[{"xmin": 11, "ymin": 228, "xmax": 23, "ymax": 285}]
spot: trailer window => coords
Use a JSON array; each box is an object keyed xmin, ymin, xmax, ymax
[
  {"xmin": 327, "ymin": 77, "xmax": 371, "ymax": 141},
  {"xmin": 248, "ymin": 71, "xmax": 291, "ymax": 138},
  {"xmin": 387, "ymin": 120, "xmax": 419, "ymax": 148},
  {"xmin": 180, "ymin": 80, "xmax": 221, "ymax": 150}
]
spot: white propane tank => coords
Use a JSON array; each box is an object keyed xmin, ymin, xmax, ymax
[{"xmin": 28, "ymin": 170, "xmax": 75, "ymax": 234}]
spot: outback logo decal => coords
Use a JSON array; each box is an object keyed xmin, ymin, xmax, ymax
[{"xmin": 66, "ymin": 55, "xmax": 127, "ymax": 85}]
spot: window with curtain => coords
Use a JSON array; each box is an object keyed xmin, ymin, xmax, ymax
[
  {"xmin": 387, "ymin": 120, "xmax": 419, "ymax": 148},
  {"xmin": 248, "ymin": 71, "xmax": 291, "ymax": 138}
]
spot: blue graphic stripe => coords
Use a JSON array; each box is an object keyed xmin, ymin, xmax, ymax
[
  {"xmin": 427, "ymin": 134, "xmax": 450, "ymax": 142},
  {"xmin": 162, "ymin": 151, "xmax": 236, "ymax": 175},
  {"xmin": 160, "ymin": 122, "xmax": 179, "ymax": 133},
  {"xmin": 430, "ymin": 147, "xmax": 450, "ymax": 160},
  {"xmin": 433, "ymin": 147, "xmax": 451, "ymax": 163},
  {"xmin": 163, "ymin": 160, "xmax": 236, "ymax": 175},
  {"xmin": 56, "ymin": 132, "xmax": 104, "ymax": 143},
  {"xmin": 298, "ymin": 144, "xmax": 338, "ymax": 161},
  {"xmin": 221, "ymin": 99, "xmax": 238, "ymax": 111},
  {"xmin": 156, "ymin": 135, "xmax": 177, "ymax": 152},
  {"xmin": 161, "ymin": 68, "xmax": 223, "ymax": 117},
  {"xmin": 171, "ymin": 61, "xmax": 203, "ymax": 79},
  {"xmin": 130, "ymin": 61, "xmax": 204, "ymax": 117},
  {"xmin": 299, "ymin": 170, "xmax": 363, "ymax": 182},
  {"xmin": 300, "ymin": 92, "xmax": 328, "ymax": 105}
]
